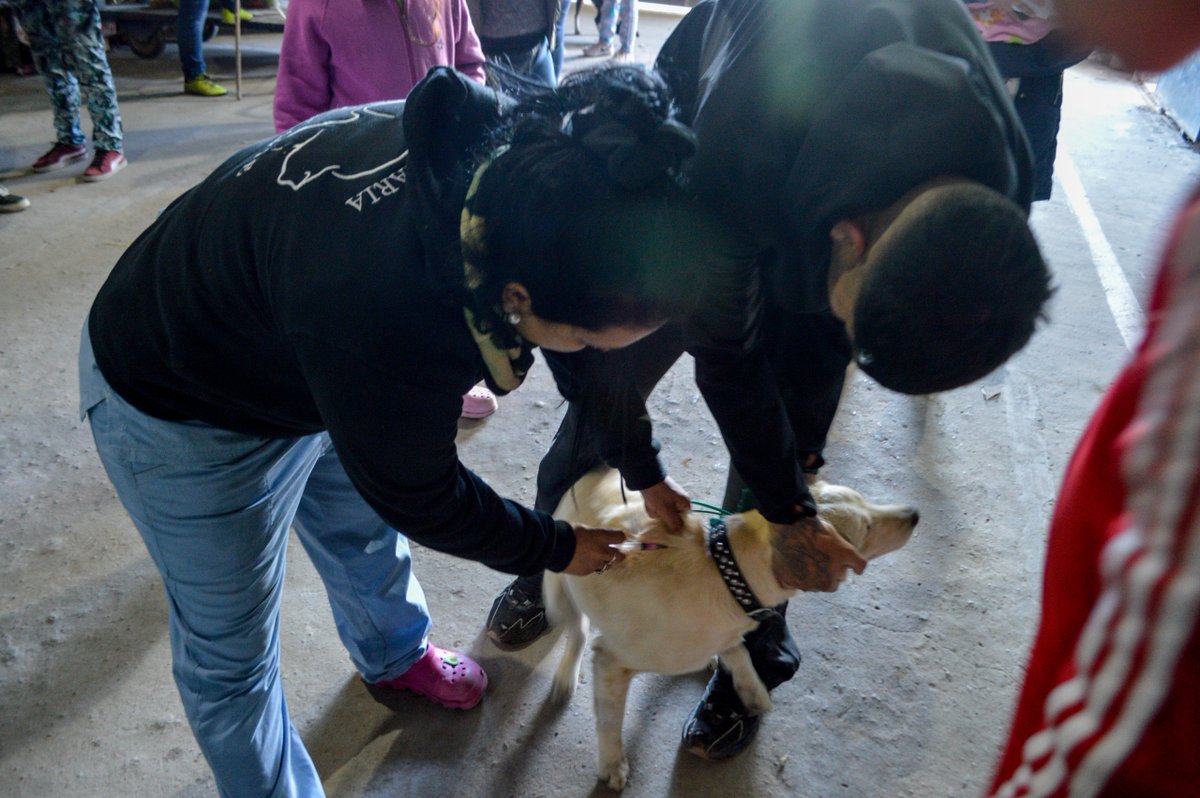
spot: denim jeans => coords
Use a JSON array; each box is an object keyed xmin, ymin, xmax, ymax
[
  {"xmin": 553, "ymin": 0, "xmax": 571, "ymax": 76},
  {"xmin": 486, "ymin": 36, "xmax": 557, "ymax": 93},
  {"xmin": 176, "ymin": 0, "xmax": 233, "ymax": 80},
  {"xmin": 79, "ymin": 322, "xmax": 430, "ymax": 798}
]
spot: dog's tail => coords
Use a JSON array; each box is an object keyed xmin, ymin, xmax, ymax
[{"xmin": 545, "ymin": 572, "xmax": 589, "ymax": 704}]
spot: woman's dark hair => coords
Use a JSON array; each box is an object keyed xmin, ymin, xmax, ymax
[
  {"xmin": 463, "ymin": 64, "xmax": 704, "ymax": 338},
  {"xmin": 852, "ymin": 183, "xmax": 1054, "ymax": 395}
]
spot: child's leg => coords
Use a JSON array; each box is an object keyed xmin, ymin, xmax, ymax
[
  {"xmin": 597, "ymin": 0, "xmax": 621, "ymax": 45},
  {"xmin": 616, "ymin": 0, "xmax": 638, "ymax": 53},
  {"xmin": 65, "ymin": 0, "xmax": 123, "ymax": 152},
  {"xmin": 17, "ymin": 0, "xmax": 85, "ymax": 146}
]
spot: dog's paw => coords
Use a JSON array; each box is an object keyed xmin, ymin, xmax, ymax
[
  {"xmin": 549, "ymin": 674, "xmax": 577, "ymax": 705},
  {"xmin": 599, "ymin": 757, "xmax": 629, "ymax": 791}
]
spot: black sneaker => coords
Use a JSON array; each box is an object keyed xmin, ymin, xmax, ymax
[
  {"xmin": 485, "ymin": 576, "xmax": 549, "ymax": 649},
  {"xmin": 0, "ymin": 185, "xmax": 30, "ymax": 213},
  {"xmin": 681, "ymin": 669, "xmax": 761, "ymax": 760}
]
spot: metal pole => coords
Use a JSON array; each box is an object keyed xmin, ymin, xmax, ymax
[{"xmin": 234, "ymin": 0, "xmax": 242, "ymax": 100}]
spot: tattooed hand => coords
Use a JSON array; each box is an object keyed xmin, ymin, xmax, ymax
[{"xmin": 769, "ymin": 516, "xmax": 867, "ymax": 592}]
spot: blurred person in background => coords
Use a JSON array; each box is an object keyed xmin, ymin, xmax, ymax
[{"xmin": 987, "ymin": 2, "xmax": 1200, "ymax": 795}]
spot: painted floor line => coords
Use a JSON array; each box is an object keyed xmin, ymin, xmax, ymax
[{"xmin": 1056, "ymin": 145, "xmax": 1143, "ymax": 351}]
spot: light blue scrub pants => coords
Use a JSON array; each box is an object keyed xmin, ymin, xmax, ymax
[{"xmin": 79, "ymin": 324, "xmax": 431, "ymax": 798}]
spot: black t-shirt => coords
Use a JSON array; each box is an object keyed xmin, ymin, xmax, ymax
[{"xmin": 88, "ymin": 69, "xmax": 576, "ymax": 575}]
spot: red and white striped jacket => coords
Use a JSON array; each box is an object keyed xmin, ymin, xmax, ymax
[{"xmin": 989, "ymin": 191, "xmax": 1200, "ymax": 797}]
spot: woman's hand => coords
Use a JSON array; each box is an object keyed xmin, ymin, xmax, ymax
[
  {"xmin": 562, "ymin": 525, "xmax": 629, "ymax": 576},
  {"xmin": 639, "ymin": 477, "xmax": 691, "ymax": 533},
  {"xmin": 769, "ymin": 516, "xmax": 867, "ymax": 592}
]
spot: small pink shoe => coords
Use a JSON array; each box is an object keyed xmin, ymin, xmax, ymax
[
  {"xmin": 461, "ymin": 384, "xmax": 498, "ymax": 419},
  {"xmin": 374, "ymin": 645, "xmax": 488, "ymax": 710}
]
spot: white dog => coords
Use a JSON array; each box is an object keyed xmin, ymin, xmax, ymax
[{"xmin": 545, "ymin": 468, "xmax": 919, "ymax": 790}]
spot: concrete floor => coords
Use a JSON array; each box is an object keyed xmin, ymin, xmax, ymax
[{"xmin": 3, "ymin": 10, "xmax": 1200, "ymax": 798}]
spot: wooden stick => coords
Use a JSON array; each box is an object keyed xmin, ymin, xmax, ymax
[{"xmin": 234, "ymin": 0, "xmax": 242, "ymax": 100}]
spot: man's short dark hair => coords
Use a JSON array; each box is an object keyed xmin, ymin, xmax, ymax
[{"xmin": 852, "ymin": 183, "xmax": 1053, "ymax": 395}]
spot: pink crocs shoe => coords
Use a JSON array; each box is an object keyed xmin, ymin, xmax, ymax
[
  {"xmin": 374, "ymin": 645, "xmax": 488, "ymax": 710},
  {"xmin": 461, "ymin": 384, "xmax": 498, "ymax": 419}
]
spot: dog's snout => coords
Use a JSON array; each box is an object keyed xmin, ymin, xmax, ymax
[{"xmin": 909, "ymin": 508, "xmax": 920, "ymax": 527}]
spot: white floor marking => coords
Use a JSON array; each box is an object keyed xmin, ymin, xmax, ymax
[{"xmin": 1057, "ymin": 145, "xmax": 1144, "ymax": 351}]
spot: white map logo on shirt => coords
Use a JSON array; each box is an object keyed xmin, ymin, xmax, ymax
[{"xmin": 236, "ymin": 104, "xmax": 407, "ymax": 211}]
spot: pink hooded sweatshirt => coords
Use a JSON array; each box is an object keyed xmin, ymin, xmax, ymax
[{"xmin": 274, "ymin": 0, "xmax": 487, "ymax": 133}]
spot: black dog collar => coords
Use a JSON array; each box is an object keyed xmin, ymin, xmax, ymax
[{"xmin": 706, "ymin": 518, "xmax": 776, "ymax": 623}]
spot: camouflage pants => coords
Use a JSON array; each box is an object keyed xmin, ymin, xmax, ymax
[{"xmin": 17, "ymin": 0, "xmax": 123, "ymax": 151}]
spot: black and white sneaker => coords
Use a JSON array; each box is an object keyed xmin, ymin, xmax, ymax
[
  {"xmin": 485, "ymin": 576, "xmax": 549, "ymax": 649},
  {"xmin": 0, "ymin": 185, "xmax": 30, "ymax": 213},
  {"xmin": 681, "ymin": 669, "xmax": 762, "ymax": 760}
]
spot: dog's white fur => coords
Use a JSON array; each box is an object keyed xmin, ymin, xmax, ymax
[{"xmin": 545, "ymin": 469, "xmax": 919, "ymax": 790}]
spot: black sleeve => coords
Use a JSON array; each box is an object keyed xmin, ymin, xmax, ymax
[
  {"xmin": 654, "ymin": 0, "xmax": 718, "ymax": 122},
  {"xmin": 684, "ymin": 238, "xmax": 816, "ymax": 523},
  {"xmin": 653, "ymin": 1, "xmax": 814, "ymax": 522},
  {"xmin": 293, "ymin": 335, "xmax": 577, "ymax": 576},
  {"xmin": 541, "ymin": 347, "xmax": 667, "ymax": 491}
]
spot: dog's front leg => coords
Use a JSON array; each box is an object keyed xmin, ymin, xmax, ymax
[
  {"xmin": 718, "ymin": 644, "xmax": 771, "ymax": 715},
  {"xmin": 593, "ymin": 645, "xmax": 635, "ymax": 790}
]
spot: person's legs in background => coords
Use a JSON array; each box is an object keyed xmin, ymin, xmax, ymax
[
  {"xmin": 483, "ymin": 39, "xmax": 557, "ymax": 98},
  {"xmin": 18, "ymin": 0, "xmax": 125, "ymax": 179},
  {"xmin": 552, "ymin": 0, "xmax": 571, "ymax": 78},
  {"xmin": 177, "ymin": 0, "xmax": 227, "ymax": 96},
  {"xmin": 584, "ymin": 0, "xmax": 620, "ymax": 57},
  {"xmin": 519, "ymin": 38, "xmax": 557, "ymax": 89},
  {"xmin": 1007, "ymin": 72, "xmax": 1064, "ymax": 202},
  {"xmin": 64, "ymin": 0, "xmax": 126, "ymax": 180},
  {"xmin": 613, "ymin": 0, "xmax": 637, "ymax": 59},
  {"xmin": 217, "ymin": 0, "xmax": 251, "ymax": 26},
  {"xmin": 17, "ymin": 0, "xmax": 89, "ymax": 172},
  {"xmin": 986, "ymin": 32, "xmax": 1091, "ymax": 201},
  {"xmin": 176, "ymin": 0, "xmax": 208, "ymax": 81}
]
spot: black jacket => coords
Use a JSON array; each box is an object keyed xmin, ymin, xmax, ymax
[
  {"xmin": 592, "ymin": 0, "xmax": 1033, "ymax": 523},
  {"xmin": 88, "ymin": 68, "xmax": 577, "ymax": 576}
]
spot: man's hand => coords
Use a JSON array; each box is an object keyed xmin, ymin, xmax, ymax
[
  {"xmin": 562, "ymin": 525, "xmax": 628, "ymax": 576},
  {"xmin": 639, "ymin": 477, "xmax": 691, "ymax": 533},
  {"xmin": 770, "ymin": 516, "xmax": 867, "ymax": 592}
]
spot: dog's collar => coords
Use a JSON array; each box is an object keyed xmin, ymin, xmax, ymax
[{"xmin": 706, "ymin": 518, "xmax": 776, "ymax": 623}]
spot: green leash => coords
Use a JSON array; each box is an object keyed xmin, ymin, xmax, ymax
[{"xmin": 689, "ymin": 499, "xmax": 731, "ymax": 516}]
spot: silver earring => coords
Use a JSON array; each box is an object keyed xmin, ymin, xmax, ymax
[{"xmin": 506, "ymin": 312, "xmax": 521, "ymax": 325}]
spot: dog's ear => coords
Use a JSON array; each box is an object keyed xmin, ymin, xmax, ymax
[
  {"xmin": 813, "ymin": 482, "xmax": 919, "ymax": 561},
  {"xmin": 818, "ymin": 503, "xmax": 869, "ymax": 552}
]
